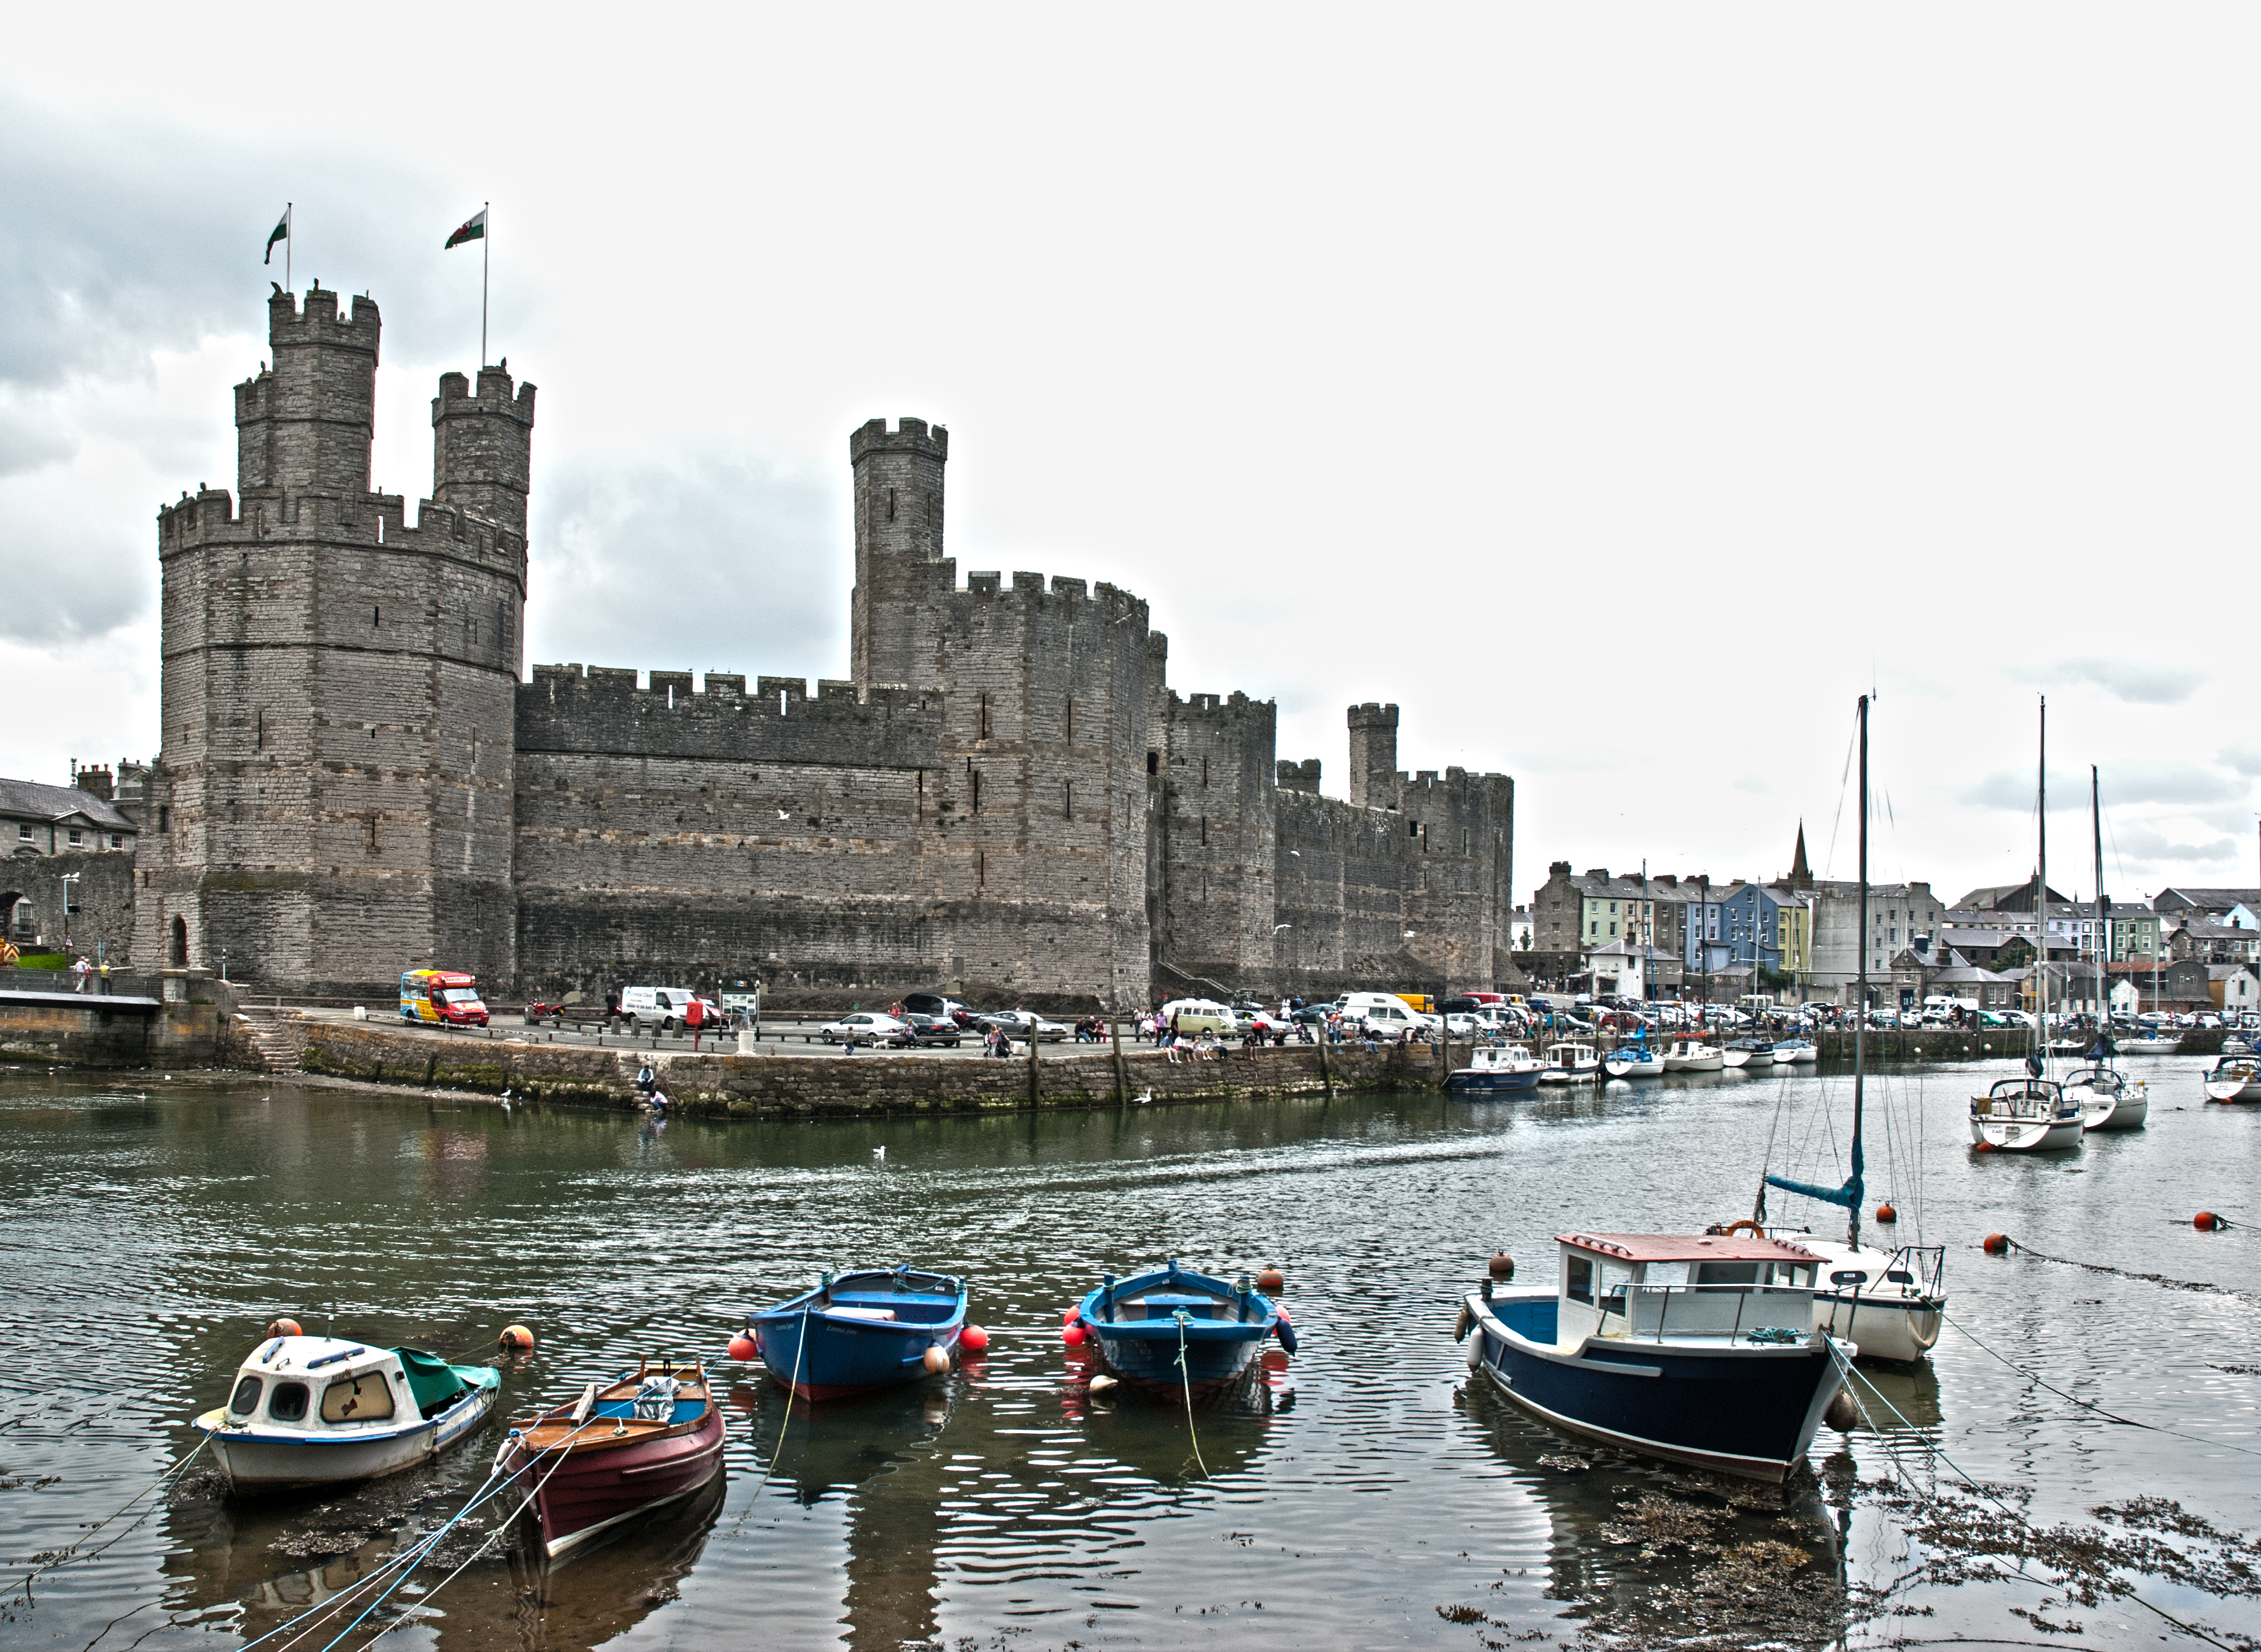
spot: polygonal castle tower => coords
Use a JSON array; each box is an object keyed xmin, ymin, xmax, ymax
[{"xmin": 136, "ymin": 284, "xmax": 534, "ymax": 994}]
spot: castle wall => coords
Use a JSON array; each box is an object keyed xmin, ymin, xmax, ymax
[{"xmin": 1155, "ymin": 690, "xmax": 1277, "ymax": 989}]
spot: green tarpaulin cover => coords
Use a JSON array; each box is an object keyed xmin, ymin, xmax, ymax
[{"xmin": 394, "ymin": 1348, "xmax": 474, "ymax": 1418}]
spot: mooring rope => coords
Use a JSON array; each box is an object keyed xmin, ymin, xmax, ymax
[
  {"xmin": 1995, "ymin": 1236, "xmax": 2261, "ymax": 1306},
  {"xmin": 1831, "ymin": 1348, "xmax": 2237, "ymax": 1651},
  {"xmin": 14, "ymin": 1434, "xmax": 210, "ymax": 1600},
  {"xmin": 1941, "ymin": 1313, "xmax": 2261, "ymax": 1459},
  {"xmin": 1173, "ymin": 1312, "xmax": 1209, "ymax": 1479},
  {"xmin": 725, "ymin": 1304, "xmax": 810, "ymax": 1544}
]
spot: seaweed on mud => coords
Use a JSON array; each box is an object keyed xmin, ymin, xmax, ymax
[{"xmin": 269, "ymin": 1529, "xmax": 369, "ymax": 1559}]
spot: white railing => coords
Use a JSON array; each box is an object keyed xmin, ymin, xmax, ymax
[{"xmin": 1615, "ymin": 1283, "xmax": 1815, "ymax": 1341}]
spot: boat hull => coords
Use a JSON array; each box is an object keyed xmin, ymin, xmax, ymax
[
  {"xmin": 1604, "ymin": 1056, "xmax": 1665, "ymax": 1078},
  {"xmin": 1447, "ymin": 1070, "xmax": 1542, "ymax": 1094},
  {"xmin": 1817, "ymin": 1294, "xmax": 1941, "ymax": 1364},
  {"xmin": 194, "ymin": 1376, "xmax": 497, "ymax": 1492},
  {"xmin": 2081, "ymin": 1094, "xmax": 2149, "ymax": 1130},
  {"xmin": 754, "ymin": 1310, "xmax": 962, "ymax": 1400},
  {"xmin": 502, "ymin": 1404, "xmax": 726, "ymax": 1558},
  {"xmin": 1666, "ymin": 1052, "xmax": 1724, "ymax": 1073},
  {"xmin": 1968, "ymin": 1115, "xmax": 2083, "ymax": 1151},
  {"xmin": 1463, "ymin": 1290, "xmax": 1843, "ymax": 1483}
]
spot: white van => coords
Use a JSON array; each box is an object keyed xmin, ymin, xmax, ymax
[
  {"xmin": 1340, "ymin": 991, "xmax": 1439, "ymax": 1034},
  {"xmin": 618, "ymin": 985, "xmax": 702, "ymax": 1030}
]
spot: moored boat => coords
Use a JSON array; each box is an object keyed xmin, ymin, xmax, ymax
[
  {"xmin": 1762, "ymin": 1231, "xmax": 1946, "ymax": 1364},
  {"xmin": 2064, "ymin": 1064, "xmax": 2148, "ymax": 1131},
  {"xmin": 1603, "ymin": 1039, "xmax": 1666, "ymax": 1079},
  {"xmin": 1537, "ymin": 1041, "xmax": 1601, "ymax": 1084},
  {"xmin": 1448, "ymin": 1044, "xmax": 1544, "ymax": 1094},
  {"xmin": 1456, "ymin": 1231, "xmax": 1850, "ymax": 1482},
  {"xmin": 1771, "ymin": 1039, "xmax": 1818, "ymax": 1065},
  {"xmin": 192, "ymin": 1336, "xmax": 500, "ymax": 1493},
  {"xmin": 1969, "ymin": 1077, "xmax": 2084, "ymax": 1150},
  {"xmin": 1664, "ymin": 1038, "xmax": 1725, "ymax": 1073},
  {"xmin": 2202, "ymin": 1056, "xmax": 2261, "ymax": 1103},
  {"xmin": 748, "ymin": 1266, "xmax": 968, "ymax": 1401},
  {"xmin": 497, "ymin": 1360, "xmax": 725, "ymax": 1558},
  {"xmin": 1073, "ymin": 1259, "xmax": 1291, "ymax": 1402}
]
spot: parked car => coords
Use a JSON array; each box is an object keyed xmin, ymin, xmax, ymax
[
  {"xmin": 819, "ymin": 1012, "xmax": 913, "ymax": 1046},
  {"xmin": 979, "ymin": 1010, "xmax": 1070, "ymax": 1043},
  {"xmin": 902, "ymin": 992, "xmax": 974, "ymax": 1027},
  {"xmin": 618, "ymin": 985, "xmax": 702, "ymax": 1031},
  {"xmin": 902, "ymin": 1012, "xmax": 963, "ymax": 1047}
]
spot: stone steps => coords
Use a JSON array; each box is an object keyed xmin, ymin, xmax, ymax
[{"xmin": 237, "ymin": 1006, "xmax": 308, "ymax": 1073}]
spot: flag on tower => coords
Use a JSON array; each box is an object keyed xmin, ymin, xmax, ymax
[
  {"xmin": 444, "ymin": 208, "xmax": 488, "ymax": 250},
  {"xmin": 264, "ymin": 206, "xmax": 290, "ymax": 264}
]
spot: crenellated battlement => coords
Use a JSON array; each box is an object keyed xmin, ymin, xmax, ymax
[
  {"xmin": 266, "ymin": 284, "xmax": 381, "ymax": 357},
  {"xmin": 1170, "ymin": 688, "xmax": 1271, "ymax": 721},
  {"xmin": 849, "ymin": 416, "xmax": 949, "ymax": 462},
  {"xmin": 434, "ymin": 366, "xmax": 536, "ymax": 428},
  {"xmin": 157, "ymin": 488, "xmax": 527, "ymax": 575},
  {"xmin": 526, "ymin": 663, "xmax": 937, "ymax": 716}
]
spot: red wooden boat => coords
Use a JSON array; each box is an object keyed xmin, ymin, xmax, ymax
[{"xmin": 496, "ymin": 1360, "xmax": 726, "ymax": 1558}]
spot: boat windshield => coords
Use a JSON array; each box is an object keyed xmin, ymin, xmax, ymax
[
  {"xmin": 322, "ymin": 1373, "xmax": 397, "ymax": 1423},
  {"xmin": 268, "ymin": 1381, "xmax": 309, "ymax": 1422},
  {"xmin": 229, "ymin": 1376, "xmax": 262, "ymax": 1416}
]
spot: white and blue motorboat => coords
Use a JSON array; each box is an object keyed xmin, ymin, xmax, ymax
[
  {"xmin": 1771, "ymin": 1039, "xmax": 1818, "ymax": 1066},
  {"xmin": 1603, "ymin": 1039, "xmax": 1666, "ymax": 1079},
  {"xmin": 1457, "ymin": 1231, "xmax": 1850, "ymax": 1483},
  {"xmin": 1536, "ymin": 1041, "xmax": 1601, "ymax": 1084},
  {"xmin": 193, "ymin": 1335, "xmax": 500, "ymax": 1492},
  {"xmin": 1448, "ymin": 1044, "xmax": 1543, "ymax": 1095}
]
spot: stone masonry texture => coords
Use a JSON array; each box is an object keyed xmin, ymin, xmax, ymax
[{"xmin": 140, "ymin": 290, "xmax": 1514, "ymax": 1006}]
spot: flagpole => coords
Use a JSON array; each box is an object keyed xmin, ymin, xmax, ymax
[
  {"xmin": 285, "ymin": 202, "xmax": 292, "ymax": 293},
  {"xmin": 481, "ymin": 201, "xmax": 490, "ymax": 367}
]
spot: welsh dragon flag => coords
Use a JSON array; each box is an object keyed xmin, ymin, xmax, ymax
[{"xmin": 444, "ymin": 208, "xmax": 487, "ymax": 250}]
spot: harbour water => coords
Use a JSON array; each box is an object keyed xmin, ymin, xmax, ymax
[{"xmin": 4, "ymin": 1057, "xmax": 2259, "ymax": 1649}]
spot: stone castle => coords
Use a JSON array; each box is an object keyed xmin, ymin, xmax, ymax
[{"xmin": 132, "ymin": 285, "xmax": 1514, "ymax": 1005}]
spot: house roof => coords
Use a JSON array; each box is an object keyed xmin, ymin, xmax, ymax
[
  {"xmin": 1557, "ymin": 1232, "xmax": 1824, "ymax": 1265},
  {"xmin": 2156, "ymin": 887, "xmax": 2261, "ymax": 914},
  {"xmin": 1587, "ymin": 940, "xmax": 1675, "ymax": 959},
  {"xmin": 1929, "ymin": 964, "xmax": 2009, "ymax": 984},
  {"xmin": 0, "ymin": 777, "xmax": 136, "ymax": 832},
  {"xmin": 2179, "ymin": 919, "xmax": 2257, "ymax": 940},
  {"xmin": 1940, "ymin": 928, "xmax": 2015, "ymax": 949},
  {"xmin": 2207, "ymin": 964, "xmax": 2259, "ymax": 981}
]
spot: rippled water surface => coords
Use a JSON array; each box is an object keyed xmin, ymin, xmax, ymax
[{"xmin": 4, "ymin": 1057, "xmax": 2261, "ymax": 1650}]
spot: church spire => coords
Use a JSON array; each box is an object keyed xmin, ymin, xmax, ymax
[{"xmin": 1789, "ymin": 820, "xmax": 1811, "ymax": 889}]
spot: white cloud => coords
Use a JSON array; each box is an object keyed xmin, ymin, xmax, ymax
[{"xmin": 2017, "ymin": 656, "xmax": 2204, "ymax": 707}]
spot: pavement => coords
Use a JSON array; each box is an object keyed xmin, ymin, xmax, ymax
[{"xmin": 289, "ymin": 1005, "xmax": 1140, "ymax": 1063}]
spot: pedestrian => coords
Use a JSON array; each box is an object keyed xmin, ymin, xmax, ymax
[
  {"xmin": 71, "ymin": 956, "xmax": 91, "ymax": 994},
  {"xmin": 97, "ymin": 959, "xmax": 111, "ymax": 994}
]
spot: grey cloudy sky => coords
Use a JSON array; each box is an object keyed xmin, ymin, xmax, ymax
[{"xmin": 4, "ymin": 5, "xmax": 2257, "ymax": 905}]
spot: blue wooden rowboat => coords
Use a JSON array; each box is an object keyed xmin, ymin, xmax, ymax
[
  {"xmin": 1456, "ymin": 1231, "xmax": 1849, "ymax": 1483},
  {"xmin": 1074, "ymin": 1259, "xmax": 1294, "ymax": 1402},
  {"xmin": 748, "ymin": 1266, "xmax": 967, "ymax": 1401}
]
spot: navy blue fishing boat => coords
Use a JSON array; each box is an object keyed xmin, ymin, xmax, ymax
[
  {"xmin": 1074, "ymin": 1259, "xmax": 1294, "ymax": 1402},
  {"xmin": 748, "ymin": 1266, "xmax": 968, "ymax": 1401},
  {"xmin": 1456, "ymin": 1231, "xmax": 1848, "ymax": 1482}
]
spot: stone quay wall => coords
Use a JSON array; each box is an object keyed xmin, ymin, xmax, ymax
[{"xmin": 298, "ymin": 1020, "xmax": 1457, "ymax": 1119}]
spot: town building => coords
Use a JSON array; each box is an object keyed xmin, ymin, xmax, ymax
[
  {"xmin": 2169, "ymin": 916, "xmax": 2261, "ymax": 966},
  {"xmin": 118, "ymin": 285, "xmax": 1517, "ymax": 1003},
  {"xmin": 1808, "ymin": 879, "xmax": 1943, "ymax": 1001}
]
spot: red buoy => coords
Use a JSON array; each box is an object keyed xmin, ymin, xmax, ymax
[
  {"xmin": 1256, "ymin": 1266, "xmax": 1285, "ymax": 1294},
  {"xmin": 727, "ymin": 1333, "xmax": 758, "ymax": 1362},
  {"xmin": 1487, "ymin": 1252, "xmax": 1515, "ymax": 1280},
  {"xmin": 267, "ymin": 1317, "xmax": 302, "ymax": 1339},
  {"xmin": 2196, "ymin": 1211, "xmax": 2223, "ymax": 1231},
  {"xmin": 960, "ymin": 1324, "xmax": 989, "ymax": 1353},
  {"xmin": 1062, "ymin": 1322, "xmax": 1088, "ymax": 1348},
  {"xmin": 1983, "ymin": 1234, "xmax": 2011, "ymax": 1254},
  {"xmin": 1062, "ymin": 1304, "xmax": 1081, "ymax": 1324},
  {"xmin": 500, "ymin": 1324, "xmax": 536, "ymax": 1350},
  {"xmin": 1973, "ymin": 1140, "xmax": 1997, "ymax": 1154},
  {"xmin": 1875, "ymin": 1204, "xmax": 1897, "ymax": 1224}
]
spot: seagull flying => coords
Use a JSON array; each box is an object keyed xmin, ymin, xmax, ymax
[
  {"xmin": 872, "ymin": 1145, "xmax": 886, "ymax": 1162},
  {"xmin": 777, "ymin": 808, "xmax": 790, "ymax": 819},
  {"xmin": 1274, "ymin": 924, "xmax": 1292, "ymax": 932}
]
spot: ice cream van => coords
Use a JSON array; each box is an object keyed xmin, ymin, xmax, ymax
[{"xmin": 400, "ymin": 970, "xmax": 489, "ymax": 1027}]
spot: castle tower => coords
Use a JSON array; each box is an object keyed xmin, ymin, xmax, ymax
[
  {"xmin": 850, "ymin": 418, "xmax": 953, "ymax": 688},
  {"xmin": 233, "ymin": 283, "xmax": 378, "ymax": 497},
  {"xmin": 433, "ymin": 365, "xmax": 537, "ymax": 537},
  {"xmin": 137, "ymin": 286, "xmax": 530, "ymax": 995},
  {"xmin": 1347, "ymin": 702, "xmax": 1400, "ymax": 809}
]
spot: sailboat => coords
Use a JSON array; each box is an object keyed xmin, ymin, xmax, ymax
[
  {"xmin": 2065, "ymin": 765, "xmax": 2146, "ymax": 1131},
  {"xmin": 1969, "ymin": 698, "xmax": 2086, "ymax": 1152},
  {"xmin": 1749, "ymin": 695, "xmax": 1948, "ymax": 1364}
]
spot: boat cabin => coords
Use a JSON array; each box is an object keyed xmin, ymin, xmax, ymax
[
  {"xmin": 1973, "ymin": 1077, "xmax": 2076, "ymax": 1121},
  {"xmin": 221, "ymin": 1336, "xmax": 474, "ymax": 1437},
  {"xmin": 1552, "ymin": 1232, "xmax": 1821, "ymax": 1348},
  {"xmin": 1463, "ymin": 1045, "xmax": 1538, "ymax": 1073},
  {"xmin": 1543, "ymin": 1041, "xmax": 1597, "ymax": 1068}
]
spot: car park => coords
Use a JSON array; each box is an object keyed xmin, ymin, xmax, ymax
[{"xmin": 819, "ymin": 1012, "xmax": 913, "ymax": 1046}]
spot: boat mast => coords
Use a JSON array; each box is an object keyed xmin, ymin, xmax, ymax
[
  {"xmin": 1851, "ymin": 692, "xmax": 1867, "ymax": 1253},
  {"xmin": 2092, "ymin": 766, "xmax": 2106, "ymax": 1032},
  {"xmin": 2036, "ymin": 696, "xmax": 2048, "ymax": 1072}
]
